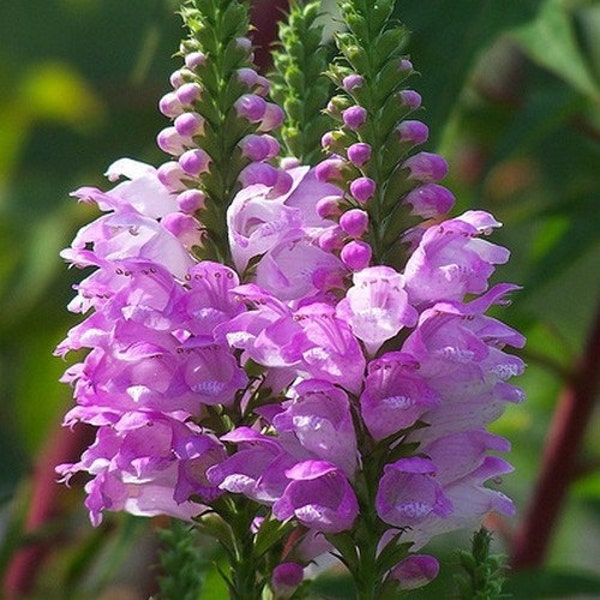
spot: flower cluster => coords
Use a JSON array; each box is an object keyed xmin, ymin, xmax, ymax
[{"xmin": 57, "ymin": 0, "xmax": 524, "ymax": 596}]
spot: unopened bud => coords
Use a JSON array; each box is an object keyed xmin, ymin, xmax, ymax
[
  {"xmin": 403, "ymin": 152, "xmax": 448, "ymax": 182},
  {"xmin": 179, "ymin": 149, "xmax": 211, "ymax": 177},
  {"xmin": 347, "ymin": 142, "xmax": 372, "ymax": 167},
  {"xmin": 340, "ymin": 209, "xmax": 369, "ymax": 237},
  {"xmin": 342, "ymin": 105, "xmax": 367, "ymax": 131},
  {"xmin": 349, "ymin": 177, "xmax": 376, "ymax": 204},
  {"xmin": 341, "ymin": 240, "xmax": 372, "ymax": 270}
]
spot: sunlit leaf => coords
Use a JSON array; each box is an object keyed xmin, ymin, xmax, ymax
[{"xmin": 511, "ymin": 0, "xmax": 600, "ymax": 101}]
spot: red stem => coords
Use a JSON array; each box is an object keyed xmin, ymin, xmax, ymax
[
  {"xmin": 250, "ymin": 0, "xmax": 290, "ymax": 72},
  {"xmin": 511, "ymin": 299, "xmax": 600, "ymax": 568},
  {"xmin": 3, "ymin": 423, "xmax": 95, "ymax": 599}
]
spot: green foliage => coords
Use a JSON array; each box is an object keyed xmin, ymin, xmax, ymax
[
  {"xmin": 270, "ymin": 0, "xmax": 333, "ymax": 164},
  {"xmin": 454, "ymin": 528, "xmax": 510, "ymax": 599},
  {"xmin": 156, "ymin": 521, "xmax": 206, "ymax": 600}
]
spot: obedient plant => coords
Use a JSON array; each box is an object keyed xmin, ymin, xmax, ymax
[{"xmin": 56, "ymin": 0, "xmax": 525, "ymax": 597}]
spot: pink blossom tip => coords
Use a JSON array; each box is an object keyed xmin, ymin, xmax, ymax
[
  {"xmin": 341, "ymin": 240, "xmax": 372, "ymax": 271},
  {"xmin": 339, "ymin": 208, "xmax": 369, "ymax": 237},
  {"xmin": 342, "ymin": 74, "xmax": 364, "ymax": 92},
  {"xmin": 169, "ymin": 69, "xmax": 187, "ymax": 89},
  {"xmin": 272, "ymin": 563, "xmax": 304, "ymax": 599},
  {"xmin": 403, "ymin": 183, "xmax": 455, "ymax": 218},
  {"xmin": 342, "ymin": 105, "xmax": 368, "ymax": 131},
  {"xmin": 399, "ymin": 90, "xmax": 422, "ymax": 110},
  {"xmin": 315, "ymin": 157, "xmax": 345, "ymax": 183},
  {"xmin": 403, "ymin": 152, "xmax": 448, "ymax": 183},
  {"xmin": 347, "ymin": 142, "xmax": 372, "ymax": 167},
  {"xmin": 399, "ymin": 58, "xmax": 414, "ymax": 72},
  {"xmin": 158, "ymin": 92, "xmax": 184, "ymax": 118},
  {"xmin": 175, "ymin": 82, "xmax": 202, "ymax": 106},
  {"xmin": 184, "ymin": 51, "xmax": 206, "ymax": 70},
  {"xmin": 179, "ymin": 149, "xmax": 211, "ymax": 177},
  {"xmin": 258, "ymin": 103, "xmax": 285, "ymax": 132},
  {"xmin": 174, "ymin": 112, "xmax": 205, "ymax": 138},
  {"xmin": 161, "ymin": 212, "xmax": 201, "ymax": 248},
  {"xmin": 349, "ymin": 177, "xmax": 376, "ymax": 204},
  {"xmin": 157, "ymin": 127, "xmax": 189, "ymax": 156},
  {"xmin": 176, "ymin": 189, "xmax": 206, "ymax": 213},
  {"xmin": 239, "ymin": 134, "xmax": 278, "ymax": 161},
  {"xmin": 397, "ymin": 120, "xmax": 429, "ymax": 145},
  {"xmin": 236, "ymin": 67, "xmax": 259, "ymax": 88},
  {"xmin": 316, "ymin": 195, "xmax": 343, "ymax": 219},
  {"xmin": 234, "ymin": 94, "xmax": 267, "ymax": 122},
  {"xmin": 236, "ymin": 37, "xmax": 253, "ymax": 52},
  {"xmin": 390, "ymin": 555, "xmax": 440, "ymax": 590},
  {"xmin": 157, "ymin": 161, "xmax": 187, "ymax": 192},
  {"xmin": 321, "ymin": 131, "xmax": 335, "ymax": 149},
  {"xmin": 238, "ymin": 162, "xmax": 279, "ymax": 188}
]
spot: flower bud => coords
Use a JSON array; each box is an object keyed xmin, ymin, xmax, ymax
[
  {"xmin": 403, "ymin": 183, "xmax": 455, "ymax": 218},
  {"xmin": 342, "ymin": 74, "xmax": 364, "ymax": 92},
  {"xmin": 272, "ymin": 563, "xmax": 304, "ymax": 600},
  {"xmin": 255, "ymin": 75, "xmax": 270, "ymax": 96},
  {"xmin": 350, "ymin": 177, "xmax": 376, "ymax": 204},
  {"xmin": 161, "ymin": 212, "xmax": 201, "ymax": 248},
  {"xmin": 403, "ymin": 152, "xmax": 448, "ymax": 182},
  {"xmin": 271, "ymin": 169, "xmax": 294, "ymax": 196},
  {"xmin": 179, "ymin": 149, "xmax": 211, "ymax": 177},
  {"xmin": 239, "ymin": 134, "xmax": 270, "ymax": 161},
  {"xmin": 399, "ymin": 90, "xmax": 422, "ymax": 110},
  {"xmin": 176, "ymin": 189, "xmax": 206, "ymax": 213},
  {"xmin": 347, "ymin": 142, "xmax": 372, "ymax": 167},
  {"xmin": 280, "ymin": 156, "xmax": 301, "ymax": 170},
  {"xmin": 237, "ymin": 67, "xmax": 258, "ymax": 88},
  {"xmin": 397, "ymin": 120, "xmax": 429, "ymax": 145},
  {"xmin": 174, "ymin": 112, "xmax": 205, "ymax": 137},
  {"xmin": 258, "ymin": 103, "xmax": 285, "ymax": 132},
  {"xmin": 341, "ymin": 240, "xmax": 372, "ymax": 270},
  {"xmin": 234, "ymin": 94, "xmax": 267, "ymax": 122},
  {"xmin": 157, "ymin": 127, "xmax": 189, "ymax": 156},
  {"xmin": 318, "ymin": 226, "xmax": 344, "ymax": 252},
  {"xmin": 340, "ymin": 209, "xmax": 369, "ymax": 237},
  {"xmin": 342, "ymin": 105, "xmax": 367, "ymax": 130},
  {"xmin": 175, "ymin": 82, "xmax": 202, "ymax": 106},
  {"xmin": 315, "ymin": 157, "xmax": 345, "ymax": 183},
  {"xmin": 316, "ymin": 195, "xmax": 343, "ymax": 219},
  {"xmin": 184, "ymin": 51, "xmax": 206, "ymax": 70},
  {"xmin": 389, "ymin": 555, "xmax": 439, "ymax": 590},
  {"xmin": 321, "ymin": 131, "xmax": 335, "ymax": 150},
  {"xmin": 158, "ymin": 92, "xmax": 184, "ymax": 118},
  {"xmin": 170, "ymin": 69, "xmax": 189, "ymax": 89},
  {"xmin": 399, "ymin": 58, "xmax": 413, "ymax": 72},
  {"xmin": 238, "ymin": 162, "xmax": 279, "ymax": 187},
  {"xmin": 157, "ymin": 161, "xmax": 187, "ymax": 192},
  {"xmin": 235, "ymin": 37, "xmax": 252, "ymax": 53}
]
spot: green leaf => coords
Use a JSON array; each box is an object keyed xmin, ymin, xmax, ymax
[
  {"xmin": 253, "ymin": 517, "xmax": 293, "ymax": 558},
  {"xmin": 504, "ymin": 568, "xmax": 600, "ymax": 599},
  {"xmin": 511, "ymin": 0, "xmax": 600, "ymax": 102},
  {"xmin": 392, "ymin": 0, "xmax": 543, "ymax": 147}
]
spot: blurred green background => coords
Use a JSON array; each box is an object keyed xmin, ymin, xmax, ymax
[{"xmin": 1, "ymin": 0, "xmax": 600, "ymax": 598}]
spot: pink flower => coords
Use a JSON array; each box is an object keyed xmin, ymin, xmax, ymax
[
  {"xmin": 360, "ymin": 352, "xmax": 439, "ymax": 440},
  {"xmin": 376, "ymin": 456, "xmax": 452, "ymax": 528},
  {"xmin": 336, "ymin": 266, "xmax": 418, "ymax": 355},
  {"xmin": 273, "ymin": 379, "xmax": 358, "ymax": 476},
  {"xmin": 404, "ymin": 211, "xmax": 510, "ymax": 305},
  {"xmin": 273, "ymin": 461, "xmax": 359, "ymax": 533}
]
